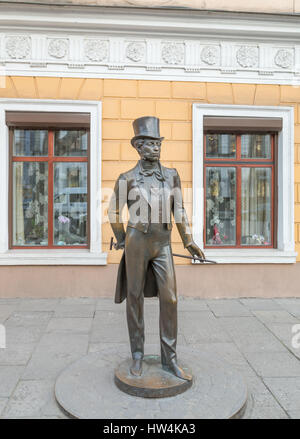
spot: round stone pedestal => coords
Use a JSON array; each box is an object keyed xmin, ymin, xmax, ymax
[
  {"xmin": 114, "ymin": 355, "xmax": 193, "ymax": 398},
  {"xmin": 55, "ymin": 345, "xmax": 248, "ymax": 419}
]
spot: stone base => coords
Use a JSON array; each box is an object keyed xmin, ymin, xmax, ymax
[
  {"xmin": 55, "ymin": 345, "xmax": 248, "ymax": 419},
  {"xmin": 114, "ymin": 355, "xmax": 193, "ymax": 398}
]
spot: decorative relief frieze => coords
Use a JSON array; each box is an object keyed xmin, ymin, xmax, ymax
[
  {"xmin": 126, "ymin": 42, "xmax": 145, "ymax": 62},
  {"xmin": 161, "ymin": 43, "xmax": 184, "ymax": 65},
  {"xmin": 2, "ymin": 31, "xmax": 300, "ymax": 84},
  {"xmin": 201, "ymin": 45, "xmax": 219, "ymax": 66},
  {"xmin": 274, "ymin": 49, "xmax": 293, "ymax": 69},
  {"xmin": 236, "ymin": 46, "xmax": 258, "ymax": 68},
  {"xmin": 5, "ymin": 36, "xmax": 31, "ymax": 59},
  {"xmin": 84, "ymin": 39, "xmax": 108, "ymax": 62},
  {"xmin": 48, "ymin": 38, "xmax": 68, "ymax": 59}
]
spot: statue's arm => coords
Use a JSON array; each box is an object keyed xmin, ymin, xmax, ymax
[
  {"xmin": 172, "ymin": 170, "xmax": 193, "ymax": 248},
  {"xmin": 173, "ymin": 170, "xmax": 206, "ymax": 259},
  {"xmin": 108, "ymin": 173, "xmax": 127, "ymax": 248}
]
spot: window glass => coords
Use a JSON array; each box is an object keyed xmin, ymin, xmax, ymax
[
  {"xmin": 241, "ymin": 167, "xmax": 272, "ymax": 246},
  {"xmin": 12, "ymin": 162, "xmax": 48, "ymax": 246},
  {"xmin": 206, "ymin": 134, "xmax": 236, "ymax": 158},
  {"xmin": 53, "ymin": 163, "xmax": 88, "ymax": 246},
  {"xmin": 241, "ymin": 134, "xmax": 271, "ymax": 159},
  {"xmin": 54, "ymin": 130, "xmax": 88, "ymax": 157},
  {"xmin": 13, "ymin": 130, "xmax": 48, "ymax": 156},
  {"xmin": 205, "ymin": 167, "xmax": 236, "ymax": 246}
]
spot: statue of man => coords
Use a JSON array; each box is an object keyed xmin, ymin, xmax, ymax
[{"xmin": 108, "ymin": 116, "xmax": 205, "ymax": 381}]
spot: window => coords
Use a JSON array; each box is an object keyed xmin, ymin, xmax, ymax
[
  {"xmin": 10, "ymin": 126, "xmax": 89, "ymax": 248},
  {"xmin": 204, "ymin": 133, "xmax": 275, "ymax": 248},
  {"xmin": 0, "ymin": 101, "xmax": 106, "ymax": 265},
  {"xmin": 192, "ymin": 104, "xmax": 297, "ymax": 264}
]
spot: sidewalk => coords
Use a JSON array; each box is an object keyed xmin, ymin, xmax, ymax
[{"xmin": 0, "ymin": 297, "xmax": 300, "ymax": 419}]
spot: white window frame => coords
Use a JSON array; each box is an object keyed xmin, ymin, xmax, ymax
[
  {"xmin": 193, "ymin": 103, "xmax": 297, "ymax": 264},
  {"xmin": 0, "ymin": 99, "xmax": 107, "ymax": 265}
]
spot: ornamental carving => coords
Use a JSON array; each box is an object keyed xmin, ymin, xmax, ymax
[
  {"xmin": 84, "ymin": 39, "xmax": 108, "ymax": 62},
  {"xmin": 161, "ymin": 43, "xmax": 184, "ymax": 65},
  {"xmin": 5, "ymin": 36, "xmax": 31, "ymax": 59},
  {"xmin": 48, "ymin": 39, "xmax": 68, "ymax": 59},
  {"xmin": 201, "ymin": 45, "xmax": 219, "ymax": 65},
  {"xmin": 126, "ymin": 42, "xmax": 145, "ymax": 62},
  {"xmin": 274, "ymin": 49, "xmax": 293, "ymax": 69},
  {"xmin": 236, "ymin": 46, "xmax": 258, "ymax": 68}
]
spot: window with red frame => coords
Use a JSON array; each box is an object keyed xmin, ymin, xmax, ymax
[
  {"xmin": 9, "ymin": 126, "xmax": 89, "ymax": 249},
  {"xmin": 204, "ymin": 133, "xmax": 276, "ymax": 248}
]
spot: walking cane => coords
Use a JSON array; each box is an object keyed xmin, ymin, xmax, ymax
[{"xmin": 110, "ymin": 237, "xmax": 217, "ymax": 264}]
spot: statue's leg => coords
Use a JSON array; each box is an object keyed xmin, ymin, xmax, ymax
[
  {"xmin": 151, "ymin": 244, "xmax": 177, "ymax": 365},
  {"xmin": 125, "ymin": 227, "xmax": 149, "ymax": 375},
  {"xmin": 151, "ymin": 244, "xmax": 192, "ymax": 381}
]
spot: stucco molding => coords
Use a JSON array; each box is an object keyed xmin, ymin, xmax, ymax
[
  {"xmin": 1, "ymin": 6, "xmax": 300, "ymax": 84},
  {"xmin": 0, "ymin": 98, "xmax": 107, "ymax": 266},
  {"xmin": 192, "ymin": 103, "xmax": 297, "ymax": 264}
]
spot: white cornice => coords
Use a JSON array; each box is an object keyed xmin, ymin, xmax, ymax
[{"xmin": 1, "ymin": 5, "xmax": 300, "ymax": 84}]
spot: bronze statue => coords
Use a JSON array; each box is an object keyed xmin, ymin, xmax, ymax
[{"xmin": 108, "ymin": 116, "xmax": 205, "ymax": 381}]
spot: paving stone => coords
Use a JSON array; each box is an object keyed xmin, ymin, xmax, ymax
[
  {"xmin": 18, "ymin": 299, "xmax": 60, "ymax": 312},
  {"xmin": 274, "ymin": 299, "xmax": 300, "ymax": 317},
  {"xmin": 0, "ymin": 366, "xmax": 24, "ymax": 397},
  {"xmin": 22, "ymin": 333, "xmax": 89, "ymax": 380},
  {"xmin": 0, "ymin": 299, "xmax": 20, "ymax": 305},
  {"xmin": 287, "ymin": 411, "xmax": 300, "ymax": 419},
  {"xmin": 91, "ymin": 311, "xmax": 128, "ymax": 343},
  {"xmin": 3, "ymin": 380, "xmax": 54, "ymax": 418},
  {"xmin": 239, "ymin": 299, "xmax": 282, "ymax": 311},
  {"xmin": 181, "ymin": 312, "xmax": 232, "ymax": 343},
  {"xmin": 187, "ymin": 342, "xmax": 256, "ymax": 377},
  {"xmin": 263, "ymin": 377, "xmax": 300, "ymax": 411},
  {"xmin": 244, "ymin": 351, "xmax": 300, "ymax": 377},
  {"xmin": 218, "ymin": 317, "xmax": 287, "ymax": 353},
  {"xmin": 46, "ymin": 318, "xmax": 92, "ymax": 334},
  {"xmin": 176, "ymin": 297, "xmax": 209, "ymax": 312},
  {"xmin": 60, "ymin": 298, "xmax": 96, "ymax": 305},
  {"xmin": 0, "ymin": 305, "xmax": 18, "ymax": 323},
  {"xmin": 5, "ymin": 312, "xmax": 53, "ymax": 328},
  {"xmin": 96, "ymin": 298, "xmax": 124, "ymax": 311},
  {"xmin": 0, "ymin": 398, "xmax": 8, "ymax": 416},
  {"xmin": 54, "ymin": 304, "xmax": 95, "ymax": 318},
  {"xmin": 206, "ymin": 299, "xmax": 252, "ymax": 317},
  {"xmin": 6, "ymin": 326, "xmax": 44, "ymax": 345},
  {"xmin": 0, "ymin": 343, "xmax": 36, "ymax": 365},
  {"xmin": 244, "ymin": 402, "xmax": 289, "ymax": 419},
  {"xmin": 267, "ymin": 323, "xmax": 300, "ymax": 359},
  {"xmin": 252, "ymin": 310, "xmax": 300, "ymax": 324}
]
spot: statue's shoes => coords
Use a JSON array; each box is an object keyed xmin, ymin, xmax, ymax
[
  {"xmin": 162, "ymin": 360, "xmax": 192, "ymax": 382},
  {"xmin": 130, "ymin": 358, "xmax": 143, "ymax": 377}
]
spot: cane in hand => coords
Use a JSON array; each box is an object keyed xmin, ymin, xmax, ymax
[{"xmin": 110, "ymin": 237, "xmax": 217, "ymax": 264}]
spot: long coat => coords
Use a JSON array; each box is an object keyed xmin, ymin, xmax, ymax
[
  {"xmin": 115, "ymin": 251, "xmax": 158, "ymax": 303},
  {"xmin": 109, "ymin": 161, "xmax": 193, "ymax": 304}
]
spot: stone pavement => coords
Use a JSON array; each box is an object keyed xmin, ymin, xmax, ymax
[{"xmin": 0, "ymin": 297, "xmax": 300, "ymax": 419}]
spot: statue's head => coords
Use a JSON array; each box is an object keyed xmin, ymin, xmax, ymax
[{"xmin": 131, "ymin": 116, "xmax": 164, "ymax": 162}]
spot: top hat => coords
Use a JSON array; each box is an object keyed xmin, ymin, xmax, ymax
[{"xmin": 131, "ymin": 116, "xmax": 164, "ymax": 147}]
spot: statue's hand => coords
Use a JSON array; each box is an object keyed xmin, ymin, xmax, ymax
[
  {"xmin": 186, "ymin": 241, "xmax": 206, "ymax": 260},
  {"xmin": 115, "ymin": 240, "xmax": 125, "ymax": 250}
]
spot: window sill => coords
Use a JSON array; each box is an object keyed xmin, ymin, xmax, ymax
[
  {"xmin": 193, "ymin": 249, "xmax": 298, "ymax": 264},
  {"xmin": 0, "ymin": 250, "xmax": 107, "ymax": 265}
]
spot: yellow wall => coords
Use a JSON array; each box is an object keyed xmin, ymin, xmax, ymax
[{"xmin": 1, "ymin": 76, "xmax": 300, "ymax": 263}]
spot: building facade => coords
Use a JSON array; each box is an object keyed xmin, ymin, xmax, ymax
[{"xmin": 0, "ymin": 2, "xmax": 299, "ymax": 297}]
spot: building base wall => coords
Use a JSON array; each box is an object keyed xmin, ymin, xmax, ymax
[{"xmin": 0, "ymin": 264, "xmax": 299, "ymax": 298}]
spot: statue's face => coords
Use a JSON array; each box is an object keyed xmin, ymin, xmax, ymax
[{"xmin": 135, "ymin": 138, "xmax": 162, "ymax": 162}]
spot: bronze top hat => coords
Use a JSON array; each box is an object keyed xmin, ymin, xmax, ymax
[{"xmin": 131, "ymin": 116, "xmax": 164, "ymax": 147}]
